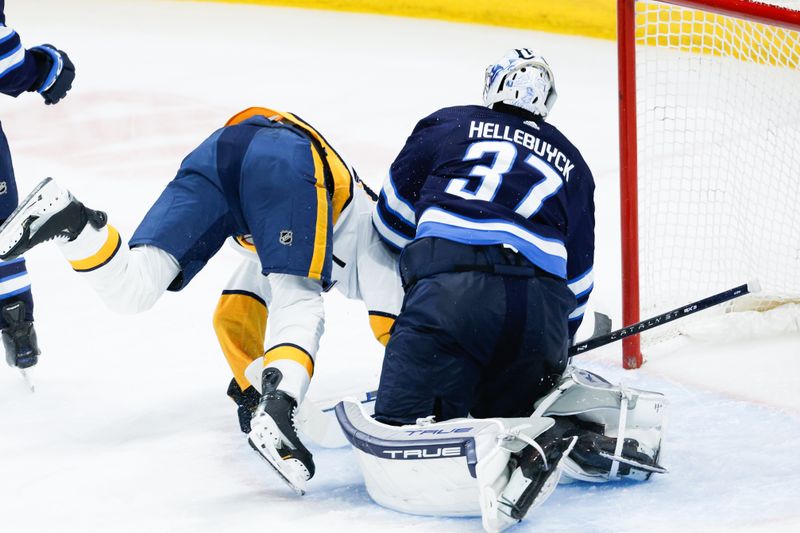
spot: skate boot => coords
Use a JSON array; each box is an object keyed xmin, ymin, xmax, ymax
[
  {"xmin": 248, "ymin": 368, "xmax": 315, "ymax": 495},
  {"xmin": 0, "ymin": 177, "xmax": 107, "ymax": 260},
  {"xmin": 1, "ymin": 300, "xmax": 40, "ymax": 369},
  {"xmin": 567, "ymin": 429, "xmax": 667, "ymax": 480}
]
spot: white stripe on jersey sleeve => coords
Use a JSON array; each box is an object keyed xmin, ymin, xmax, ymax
[
  {"xmin": 372, "ymin": 207, "xmax": 411, "ymax": 250},
  {"xmin": 569, "ymin": 302, "xmax": 587, "ymax": 321},
  {"xmin": 568, "ymin": 267, "xmax": 594, "ymax": 297},
  {"xmin": 0, "ymin": 43, "xmax": 25, "ymax": 77},
  {"xmin": 0, "ymin": 25, "xmax": 15, "ymax": 40},
  {"xmin": 382, "ymin": 172, "xmax": 416, "ymax": 226},
  {"xmin": 0, "ymin": 271, "xmax": 31, "ymax": 298}
]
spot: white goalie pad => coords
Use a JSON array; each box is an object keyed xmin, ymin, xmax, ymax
[
  {"xmin": 334, "ymin": 399, "xmax": 566, "ymax": 533},
  {"xmin": 532, "ymin": 366, "xmax": 669, "ymax": 483},
  {"xmin": 295, "ymin": 391, "xmax": 377, "ymax": 448}
]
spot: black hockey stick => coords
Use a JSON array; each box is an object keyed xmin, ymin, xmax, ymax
[
  {"xmin": 569, "ymin": 280, "xmax": 759, "ymax": 356},
  {"xmin": 299, "ymin": 281, "xmax": 758, "ymax": 445}
]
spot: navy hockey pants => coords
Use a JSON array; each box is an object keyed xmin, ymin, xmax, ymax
[
  {"xmin": 0, "ymin": 123, "xmax": 33, "ymax": 327},
  {"xmin": 374, "ymin": 238, "xmax": 576, "ymax": 425},
  {"xmin": 129, "ymin": 117, "xmax": 334, "ymax": 290}
]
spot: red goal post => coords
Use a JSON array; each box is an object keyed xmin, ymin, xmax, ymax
[{"xmin": 617, "ymin": 0, "xmax": 800, "ymax": 369}]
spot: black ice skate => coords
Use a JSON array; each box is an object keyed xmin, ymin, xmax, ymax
[
  {"xmin": 247, "ymin": 368, "xmax": 315, "ymax": 495},
  {"xmin": 0, "ymin": 177, "xmax": 107, "ymax": 260},
  {"xmin": 569, "ymin": 430, "xmax": 667, "ymax": 479},
  {"xmin": 1, "ymin": 300, "xmax": 40, "ymax": 369},
  {"xmin": 496, "ymin": 435, "xmax": 577, "ymax": 523}
]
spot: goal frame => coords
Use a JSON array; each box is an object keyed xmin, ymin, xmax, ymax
[{"xmin": 617, "ymin": 0, "xmax": 800, "ymax": 368}]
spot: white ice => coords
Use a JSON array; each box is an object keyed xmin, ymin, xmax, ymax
[{"xmin": 0, "ymin": 1, "xmax": 798, "ymax": 532}]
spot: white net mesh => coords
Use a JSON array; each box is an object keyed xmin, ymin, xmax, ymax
[{"xmin": 634, "ymin": 0, "xmax": 800, "ymax": 343}]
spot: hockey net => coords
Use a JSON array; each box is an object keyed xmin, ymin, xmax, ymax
[{"xmin": 619, "ymin": 0, "xmax": 800, "ymax": 367}]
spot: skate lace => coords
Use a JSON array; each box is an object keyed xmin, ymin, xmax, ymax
[
  {"xmin": 46, "ymin": 234, "xmax": 71, "ymax": 244},
  {"xmin": 291, "ymin": 404, "xmax": 299, "ymax": 434}
]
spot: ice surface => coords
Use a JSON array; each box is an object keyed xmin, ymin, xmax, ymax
[{"xmin": 0, "ymin": 1, "xmax": 798, "ymax": 532}]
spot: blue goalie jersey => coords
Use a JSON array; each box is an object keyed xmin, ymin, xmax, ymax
[{"xmin": 373, "ymin": 104, "xmax": 595, "ymax": 334}]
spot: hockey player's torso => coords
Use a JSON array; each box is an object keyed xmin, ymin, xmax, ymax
[{"xmin": 409, "ymin": 105, "xmax": 588, "ymax": 278}]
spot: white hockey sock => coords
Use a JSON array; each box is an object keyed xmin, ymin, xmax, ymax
[
  {"xmin": 266, "ymin": 358, "xmax": 311, "ymax": 402},
  {"xmin": 245, "ymin": 352, "xmax": 312, "ymax": 401},
  {"xmin": 58, "ymin": 225, "xmax": 180, "ymax": 314},
  {"xmin": 59, "ymin": 223, "xmax": 121, "ymax": 272}
]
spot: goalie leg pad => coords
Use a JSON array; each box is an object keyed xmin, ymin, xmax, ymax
[{"xmin": 335, "ymin": 399, "xmax": 572, "ymax": 532}]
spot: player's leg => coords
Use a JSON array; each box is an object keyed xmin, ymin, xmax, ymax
[
  {"xmin": 373, "ymin": 270, "xmax": 494, "ymax": 425},
  {"xmin": 375, "ymin": 238, "xmax": 552, "ymax": 425},
  {"xmin": 373, "ymin": 238, "xmax": 576, "ymax": 527},
  {"xmin": 0, "ymin": 125, "xmax": 39, "ymax": 369},
  {"xmin": 213, "ymin": 256, "xmax": 271, "ymax": 433},
  {"xmin": 0, "ymin": 170, "xmax": 237, "ymax": 314},
  {"xmin": 471, "ymin": 275, "xmax": 574, "ymax": 419},
  {"xmin": 233, "ymin": 125, "xmax": 329, "ymax": 491}
]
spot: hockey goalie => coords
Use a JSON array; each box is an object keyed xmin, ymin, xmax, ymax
[{"xmin": 326, "ymin": 48, "xmax": 668, "ymax": 532}]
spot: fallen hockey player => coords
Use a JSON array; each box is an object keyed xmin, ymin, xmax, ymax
[{"xmin": 0, "ymin": 107, "xmax": 403, "ymax": 494}]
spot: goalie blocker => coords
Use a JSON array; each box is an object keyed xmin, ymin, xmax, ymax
[{"xmin": 332, "ymin": 367, "xmax": 667, "ymax": 532}]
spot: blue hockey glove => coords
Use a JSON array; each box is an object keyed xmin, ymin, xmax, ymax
[{"xmin": 28, "ymin": 44, "xmax": 75, "ymax": 105}]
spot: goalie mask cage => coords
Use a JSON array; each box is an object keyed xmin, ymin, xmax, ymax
[{"xmin": 618, "ymin": 0, "xmax": 800, "ymax": 368}]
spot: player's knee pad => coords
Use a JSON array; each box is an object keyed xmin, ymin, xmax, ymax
[
  {"xmin": 532, "ymin": 366, "xmax": 669, "ymax": 483},
  {"xmin": 335, "ymin": 399, "xmax": 572, "ymax": 531}
]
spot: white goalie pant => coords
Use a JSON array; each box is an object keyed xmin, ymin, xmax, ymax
[
  {"xmin": 334, "ymin": 400, "xmax": 564, "ymax": 533},
  {"xmin": 58, "ymin": 224, "xmax": 180, "ymax": 314},
  {"xmin": 532, "ymin": 366, "xmax": 669, "ymax": 483}
]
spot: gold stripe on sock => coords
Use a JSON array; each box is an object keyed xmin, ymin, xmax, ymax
[
  {"xmin": 264, "ymin": 344, "xmax": 314, "ymax": 379},
  {"xmin": 69, "ymin": 225, "xmax": 122, "ymax": 272}
]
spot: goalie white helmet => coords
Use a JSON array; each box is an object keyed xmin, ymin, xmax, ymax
[{"xmin": 483, "ymin": 48, "xmax": 557, "ymax": 118}]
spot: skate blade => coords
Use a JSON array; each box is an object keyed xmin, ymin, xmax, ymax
[
  {"xmin": 0, "ymin": 177, "xmax": 54, "ymax": 258},
  {"xmin": 247, "ymin": 432, "xmax": 308, "ymax": 496},
  {"xmin": 597, "ymin": 451, "xmax": 668, "ymax": 474},
  {"xmin": 19, "ymin": 368, "xmax": 35, "ymax": 393}
]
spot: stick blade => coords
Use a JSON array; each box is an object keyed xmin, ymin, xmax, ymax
[{"xmin": 746, "ymin": 279, "xmax": 762, "ymax": 294}]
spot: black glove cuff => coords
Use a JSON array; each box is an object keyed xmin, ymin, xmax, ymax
[{"xmin": 26, "ymin": 48, "xmax": 54, "ymax": 93}]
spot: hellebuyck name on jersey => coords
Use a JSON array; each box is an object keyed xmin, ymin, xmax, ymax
[
  {"xmin": 467, "ymin": 121, "xmax": 576, "ymax": 182},
  {"xmin": 372, "ymin": 104, "xmax": 596, "ymax": 337}
]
